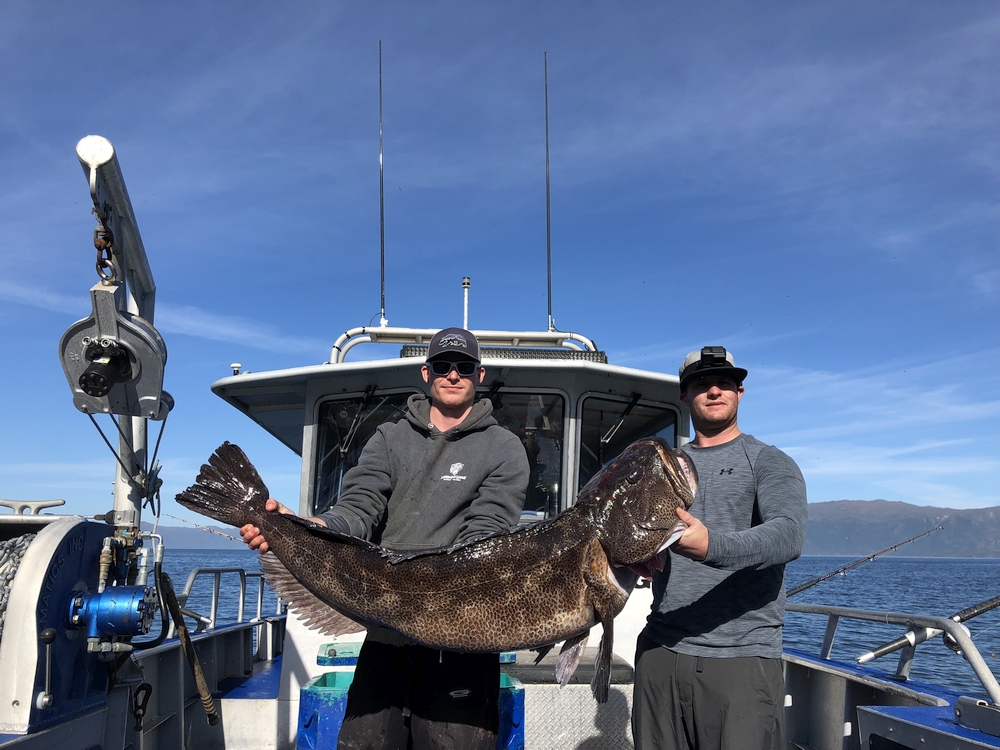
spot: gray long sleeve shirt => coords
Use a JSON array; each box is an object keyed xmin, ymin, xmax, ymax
[
  {"xmin": 644, "ymin": 433, "xmax": 808, "ymax": 658},
  {"xmin": 319, "ymin": 394, "xmax": 529, "ymax": 552}
]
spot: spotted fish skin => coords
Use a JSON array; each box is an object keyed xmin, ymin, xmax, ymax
[{"xmin": 176, "ymin": 437, "xmax": 697, "ymax": 701}]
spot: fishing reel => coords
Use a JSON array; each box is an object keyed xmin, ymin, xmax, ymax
[
  {"xmin": 943, "ymin": 623, "xmax": 972, "ymax": 656},
  {"xmin": 58, "ymin": 280, "xmax": 172, "ymax": 420}
]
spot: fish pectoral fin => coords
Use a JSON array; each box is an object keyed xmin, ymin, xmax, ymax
[
  {"xmin": 555, "ymin": 631, "xmax": 589, "ymax": 687},
  {"xmin": 591, "ymin": 608, "xmax": 614, "ymax": 704},
  {"xmin": 259, "ymin": 554, "xmax": 365, "ymax": 637}
]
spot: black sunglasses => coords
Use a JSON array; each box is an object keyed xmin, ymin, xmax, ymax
[{"xmin": 429, "ymin": 360, "xmax": 479, "ymax": 377}]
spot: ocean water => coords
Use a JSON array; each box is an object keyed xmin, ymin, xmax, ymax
[
  {"xmin": 162, "ymin": 550, "xmax": 1000, "ymax": 700},
  {"xmin": 784, "ymin": 556, "xmax": 1000, "ymax": 699}
]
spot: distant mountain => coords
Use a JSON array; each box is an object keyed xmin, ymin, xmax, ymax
[
  {"xmin": 140, "ymin": 521, "xmax": 246, "ymax": 550},
  {"xmin": 804, "ymin": 500, "xmax": 1000, "ymax": 557}
]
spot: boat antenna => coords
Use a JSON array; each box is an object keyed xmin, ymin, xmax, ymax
[
  {"xmin": 378, "ymin": 40, "xmax": 388, "ymax": 327},
  {"xmin": 544, "ymin": 51, "xmax": 555, "ymax": 332}
]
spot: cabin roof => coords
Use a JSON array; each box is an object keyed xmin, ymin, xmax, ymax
[{"xmin": 212, "ymin": 355, "xmax": 684, "ymax": 454}]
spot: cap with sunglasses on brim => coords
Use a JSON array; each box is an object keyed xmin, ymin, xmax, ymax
[
  {"xmin": 426, "ymin": 327, "xmax": 481, "ymax": 363},
  {"xmin": 678, "ymin": 346, "xmax": 748, "ymax": 390}
]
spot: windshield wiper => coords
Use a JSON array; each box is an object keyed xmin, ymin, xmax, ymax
[
  {"xmin": 600, "ymin": 392, "xmax": 641, "ymax": 445},
  {"xmin": 340, "ymin": 384, "xmax": 377, "ymax": 459}
]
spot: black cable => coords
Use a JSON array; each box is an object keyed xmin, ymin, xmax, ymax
[{"xmin": 132, "ymin": 560, "xmax": 169, "ymax": 651}]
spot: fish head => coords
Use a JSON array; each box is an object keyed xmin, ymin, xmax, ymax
[{"xmin": 582, "ymin": 437, "xmax": 698, "ymax": 574}]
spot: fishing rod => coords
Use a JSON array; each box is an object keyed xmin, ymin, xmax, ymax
[
  {"xmin": 786, "ymin": 525, "xmax": 943, "ymax": 598},
  {"xmin": 857, "ymin": 592, "xmax": 1000, "ymax": 664},
  {"xmin": 163, "ymin": 513, "xmax": 240, "ymax": 542}
]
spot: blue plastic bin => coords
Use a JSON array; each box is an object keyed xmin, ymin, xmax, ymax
[
  {"xmin": 498, "ymin": 673, "xmax": 525, "ymax": 750},
  {"xmin": 316, "ymin": 641, "xmax": 364, "ymax": 668},
  {"xmin": 296, "ymin": 669, "xmax": 524, "ymax": 750},
  {"xmin": 297, "ymin": 671, "xmax": 354, "ymax": 750}
]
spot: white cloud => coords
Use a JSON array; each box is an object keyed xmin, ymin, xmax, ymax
[
  {"xmin": 750, "ymin": 352, "xmax": 1000, "ymax": 439},
  {"xmin": 0, "ymin": 280, "xmax": 326, "ymax": 354},
  {"xmin": 791, "ymin": 442, "xmax": 997, "ymax": 478},
  {"xmin": 0, "ymin": 279, "xmax": 87, "ymax": 316},
  {"xmin": 154, "ymin": 304, "xmax": 326, "ymax": 354},
  {"xmin": 971, "ymin": 267, "xmax": 1000, "ymax": 299}
]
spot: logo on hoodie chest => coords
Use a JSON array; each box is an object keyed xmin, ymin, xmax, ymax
[{"xmin": 441, "ymin": 462, "xmax": 467, "ymax": 482}]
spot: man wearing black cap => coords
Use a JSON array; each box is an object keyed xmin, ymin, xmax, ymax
[
  {"xmin": 239, "ymin": 327, "xmax": 529, "ymax": 750},
  {"xmin": 631, "ymin": 347, "xmax": 808, "ymax": 750}
]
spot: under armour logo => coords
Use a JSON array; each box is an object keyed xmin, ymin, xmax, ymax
[{"xmin": 719, "ymin": 468, "xmax": 734, "ymax": 475}]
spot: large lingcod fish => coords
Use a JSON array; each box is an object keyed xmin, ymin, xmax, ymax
[{"xmin": 176, "ymin": 437, "xmax": 697, "ymax": 701}]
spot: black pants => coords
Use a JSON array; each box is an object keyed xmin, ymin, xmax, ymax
[
  {"xmin": 631, "ymin": 633, "xmax": 784, "ymax": 750},
  {"xmin": 337, "ymin": 627, "xmax": 500, "ymax": 750}
]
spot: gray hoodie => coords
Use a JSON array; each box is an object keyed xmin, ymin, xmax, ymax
[{"xmin": 319, "ymin": 394, "xmax": 529, "ymax": 552}]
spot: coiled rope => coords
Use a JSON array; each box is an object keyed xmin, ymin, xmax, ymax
[{"xmin": 0, "ymin": 533, "xmax": 36, "ymax": 643}]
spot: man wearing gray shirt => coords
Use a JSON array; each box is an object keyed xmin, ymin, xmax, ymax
[{"xmin": 632, "ymin": 347, "xmax": 808, "ymax": 750}]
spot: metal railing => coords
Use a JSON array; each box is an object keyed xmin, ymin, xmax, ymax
[
  {"xmin": 787, "ymin": 602, "xmax": 1000, "ymax": 706},
  {"xmin": 330, "ymin": 326, "xmax": 599, "ymax": 364},
  {"xmin": 166, "ymin": 567, "xmax": 284, "ymax": 650}
]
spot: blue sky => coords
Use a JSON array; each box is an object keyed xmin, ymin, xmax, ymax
[{"xmin": 1, "ymin": 2, "xmax": 998, "ymax": 522}]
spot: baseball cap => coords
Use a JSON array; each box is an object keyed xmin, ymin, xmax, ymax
[
  {"xmin": 426, "ymin": 327, "xmax": 481, "ymax": 362},
  {"xmin": 678, "ymin": 346, "xmax": 748, "ymax": 390}
]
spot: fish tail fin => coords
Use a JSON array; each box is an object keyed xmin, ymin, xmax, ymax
[{"xmin": 175, "ymin": 442, "xmax": 270, "ymax": 528}]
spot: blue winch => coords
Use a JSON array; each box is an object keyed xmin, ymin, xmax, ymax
[{"xmin": 67, "ymin": 585, "xmax": 157, "ymax": 643}]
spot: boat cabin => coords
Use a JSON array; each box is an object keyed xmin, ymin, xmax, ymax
[{"xmin": 211, "ymin": 326, "xmax": 690, "ymax": 521}]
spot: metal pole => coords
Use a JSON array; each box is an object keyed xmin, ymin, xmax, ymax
[
  {"xmin": 379, "ymin": 41, "xmax": 387, "ymax": 327},
  {"xmin": 112, "ymin": 292, "xmax": 146, "ymax": 525},
  {"xmin": 544, "ymin": 52, "xmax": 554, "ymax": 332},
  {"xmin": 463, "ymin": 277, "xmax": 471, "ymax": 329}
]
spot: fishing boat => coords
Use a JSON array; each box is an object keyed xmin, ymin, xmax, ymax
[{"xmin": 0, "ymin": 136, "xmax": 998, "ymax": 750}]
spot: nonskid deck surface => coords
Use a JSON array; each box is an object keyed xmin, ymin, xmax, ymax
[{"xmin": 506, "ymin": 646, "xmax": 634, "ymax": 685}]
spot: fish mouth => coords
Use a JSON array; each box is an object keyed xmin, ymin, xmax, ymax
[
  {"xmin": 652, "ymin": 439, "xmax": 699, "ymax": 497},
  {"xmin": 608, "ymin": 565, "xmax": 639, "ymax": 597},
  {"xmin": 626, "ymin": 520, "xmax": 687, "ymax": 580}
]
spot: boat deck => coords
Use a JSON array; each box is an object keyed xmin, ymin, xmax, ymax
[{"xmin": 216, "ymin": 656, "xmax": 283, "ymax": 701}]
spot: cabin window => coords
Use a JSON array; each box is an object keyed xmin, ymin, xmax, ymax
[
  {"xmin": 312, "ymin": 391, "xmax": 414, "ymax": 515},
  {"xmin": 312, "ymin": 390, "xmax": 566, "ymax": 521},
  {"xmin": 577, "ymin": 396, "xmax": 677, "ymax": 492},
  {"xmin": 488, "ymin": 391, "xmax": 565, "ymax": 520}
]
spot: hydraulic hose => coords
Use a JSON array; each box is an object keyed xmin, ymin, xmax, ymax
[{"xmin": 132, "ymin": 561, "xmax": 170, "ymax": 650}]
